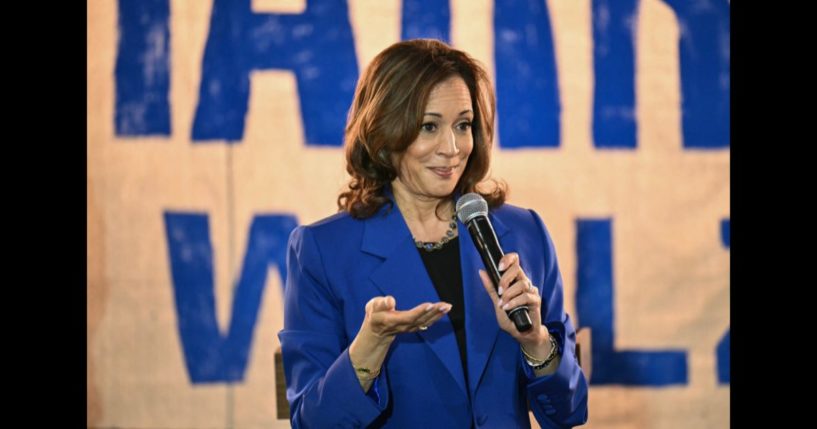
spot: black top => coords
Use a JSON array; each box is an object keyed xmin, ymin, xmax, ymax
[{"xmin": 416, "ymin": 236, "xmax": 469, "ymax": 388}]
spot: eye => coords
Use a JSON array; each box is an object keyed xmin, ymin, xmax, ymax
[
  {"xmin": 421, "ymin": 122, "xmax": 438, "ymax": 132},
  {"xmin": 456, "ymin": 121, "xmax": 472, "ymax": 132}
]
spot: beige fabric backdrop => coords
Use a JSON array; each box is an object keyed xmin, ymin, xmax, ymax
[{"xmin": 87, "ymin": 0, "xmax": 729, "ymax": 427}]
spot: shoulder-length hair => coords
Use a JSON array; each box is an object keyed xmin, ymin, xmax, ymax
[{"xmin": 338, "ymin": 39, "xmax": 506, "ymax": 219}]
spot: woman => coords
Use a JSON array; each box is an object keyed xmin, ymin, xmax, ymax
[{"xmin": 279, "ymin": 39, "xmax": 588, "ymax": 428}]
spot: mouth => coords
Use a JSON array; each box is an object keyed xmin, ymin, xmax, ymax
[{"xmin": 428, "ymin": 165, "xmax": 459, "ymax": 178}]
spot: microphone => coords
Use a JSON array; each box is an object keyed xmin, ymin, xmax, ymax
[{"xmin": 456, "ymin": 193, "xmax": 532, "ymax": 332}]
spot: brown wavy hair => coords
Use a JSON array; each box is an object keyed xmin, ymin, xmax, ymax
[{"xmin": 337, "ymin": 39, "xmax": 507, "ymax": 219}]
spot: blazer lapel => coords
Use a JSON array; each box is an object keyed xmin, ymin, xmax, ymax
[
  {"xmin": 461, "ymin": 211, "xmax": 510, "ymax": 398},
  {"xmin": 363, "ymin": 202, "xmax": 469, "ymax": 398}
]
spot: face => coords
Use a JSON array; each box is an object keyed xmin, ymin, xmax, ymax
[{"xmin": 392, "ymin": 76, "xmax": 474, "ymax": 202}]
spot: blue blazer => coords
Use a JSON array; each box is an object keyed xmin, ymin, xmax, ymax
[{"xmin": 279, "ymin": 201, "xmax": 588, "ymax": 428}]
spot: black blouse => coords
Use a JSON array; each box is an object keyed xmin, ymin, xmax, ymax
[{"xmin": 416, "ymin": 236, "xmax": 469, "ymax": 388}]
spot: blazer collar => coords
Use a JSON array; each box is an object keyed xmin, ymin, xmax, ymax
[{"xmin": 361, "ymin": 186, "xmax": 510, "ymax": 256}]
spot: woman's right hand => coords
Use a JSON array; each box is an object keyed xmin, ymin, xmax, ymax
[
  {"xmin": 349, "ymin": 296, "xmax": 451, "ymax": 391},
  {"xmin": 363, "ymin": 295, "xmax": 451, "ymax": 340}
]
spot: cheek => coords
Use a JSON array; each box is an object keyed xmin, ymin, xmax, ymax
[
  {"xmin": 460, "ymin": 137, "xmax": 475, "ymax": 159},
  {"xmin": 458, "ymin": 139, "xmax": 476, "ymax": 175},
  {"xmin": 404, "ymin": 140, "xmax": 436, "ymax": 165},
  {"xmin": 398, "ymin": 150, "xmax": 428, "ymax": 179}
]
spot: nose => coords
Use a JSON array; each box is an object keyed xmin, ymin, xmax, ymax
[{"xmin": 438, "ymin": 128, "xmax": 460, "ymax": 156}]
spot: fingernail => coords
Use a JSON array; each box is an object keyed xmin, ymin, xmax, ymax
[
  {"xmin": 502, "ymin": 303, "xmax": 510, "ymax": 310},
  {"xmin": 497, "ymin": 299, "xmax": 503, "ymax": 307},
  {"xmin": 498, "ymin": 286, "xmax": 503, "ymax": 295},
  {"xmin": 498, "ymin": 261, "xmax": 506, "ymax": 271},
  {"xmin": 425, "ymin": 304, "xmax": 434, "ymax": 311},
  {"xmin": 442, "ymin": 304, "xmax": 452, "ymax": 312}
]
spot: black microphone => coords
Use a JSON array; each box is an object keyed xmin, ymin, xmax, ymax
[{"xmin": 456, "ymin": 193, "xmax": 532, "ymax": 332}]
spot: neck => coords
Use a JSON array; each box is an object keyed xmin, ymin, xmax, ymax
[
  {"xmin": 391, "ymin": 185, "xmax": 452, "ymax": 223},
  {"xmin": 390, "ymin": 182, "xmax": 455, "ymax": 242}
]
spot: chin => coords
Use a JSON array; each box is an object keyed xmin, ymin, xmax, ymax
[{"xmin": 430, "ymin": 183, "xmax": 459, "ymax": 198}]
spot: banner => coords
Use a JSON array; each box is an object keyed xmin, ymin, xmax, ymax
[{"xmin": 87, "ymin": 0, "xmax": 730, "ymax": 427}]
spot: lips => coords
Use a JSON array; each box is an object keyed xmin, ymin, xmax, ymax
[{"xmin": 429, "ymin": 166, "xmax": 457, "ymax": 178}]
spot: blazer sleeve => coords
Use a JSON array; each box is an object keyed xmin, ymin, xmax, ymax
[
  {"xmin": 523, "ymin": 209, "xmax": 589, "ymax": 428},
  {"xmin": 278, "ymin": 226, "xmax": 389, "ymax": 428}
]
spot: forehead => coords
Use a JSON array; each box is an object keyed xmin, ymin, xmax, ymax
[{"xmin": 425, "ymin": 76, "xmax": 472, "ymax": 110}]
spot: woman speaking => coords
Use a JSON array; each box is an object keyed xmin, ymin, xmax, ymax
[{"xmin": 279, "ymin": 39, "xmax": 588, "ymax": 428}]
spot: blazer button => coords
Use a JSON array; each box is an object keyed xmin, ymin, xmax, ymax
[{"xmin": 537, "ymin": 393, "xmax": 551, "ymax": 403}]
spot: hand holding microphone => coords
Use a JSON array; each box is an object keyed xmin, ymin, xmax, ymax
[{"xmin": 456, "ymin": 193, "xmax": 534, "ymax": 333}]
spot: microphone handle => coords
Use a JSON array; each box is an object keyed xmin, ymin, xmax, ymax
[{"xmin": 467, "ymin": 217, "xmax": 533, "ymax": 332}]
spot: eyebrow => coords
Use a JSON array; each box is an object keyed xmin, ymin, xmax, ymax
[{"xmin": 423, "ymin": 110, "xmax": 474, "ymax": 117}]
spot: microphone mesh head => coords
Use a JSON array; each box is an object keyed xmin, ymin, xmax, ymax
[{"xmin": 456, "ymin": 193, "xmax": 489, "ymax": 224}]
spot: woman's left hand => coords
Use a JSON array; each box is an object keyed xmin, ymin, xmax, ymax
[{"xmin": 478, "ymin": 252, "xmax": 550, "ymax": 351}]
